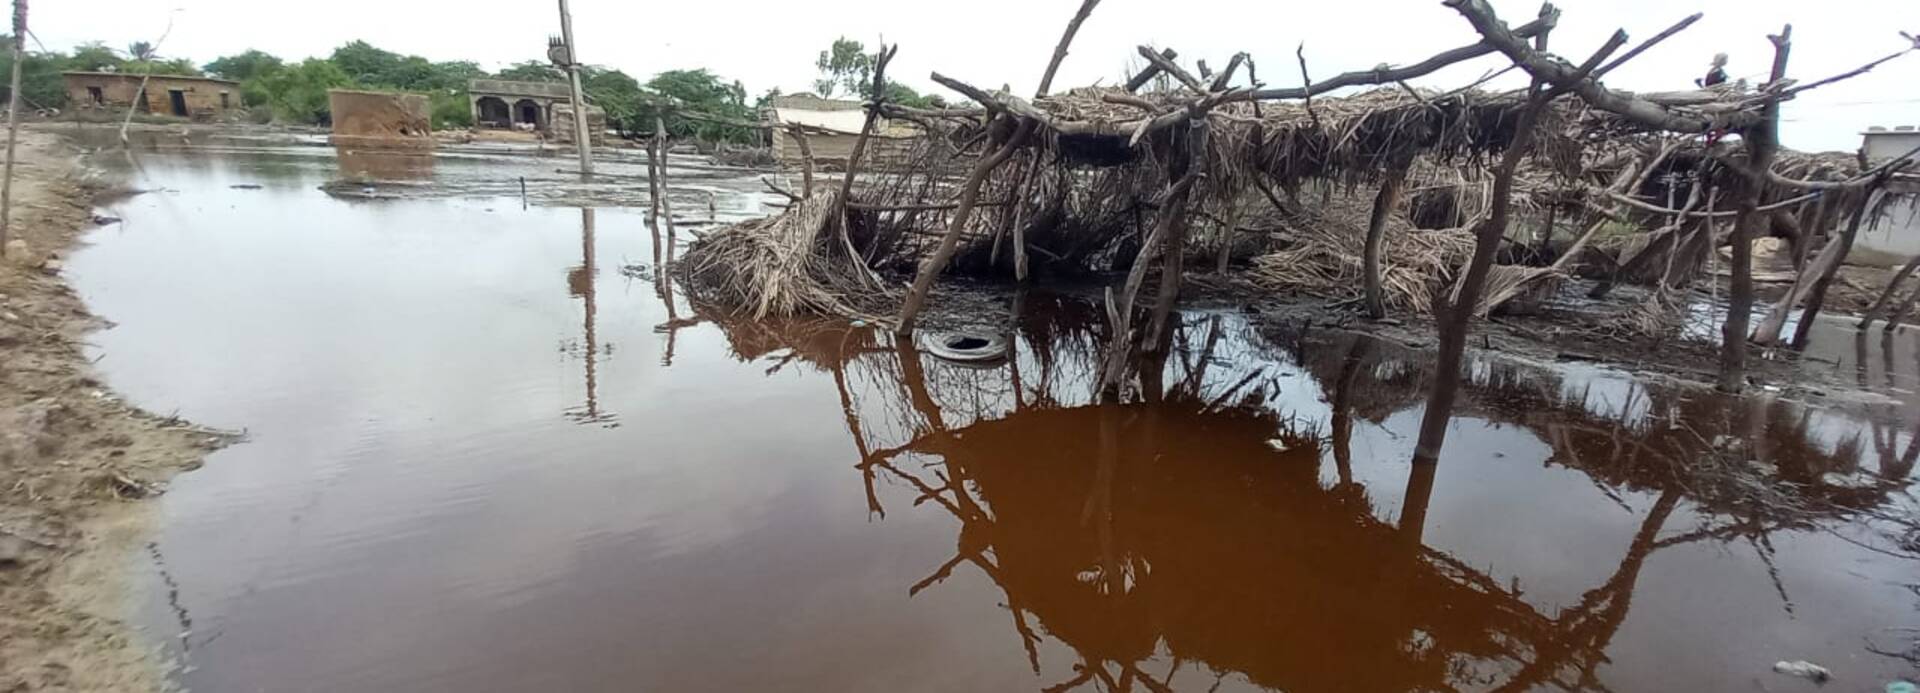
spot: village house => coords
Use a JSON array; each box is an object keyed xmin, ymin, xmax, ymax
[
  {"xmin": 62, "ymin": 71, "xmax": 241, "ymax": 120},
  {"xmin": 761, "ymin": 93, "xmax": 918, "ymax": 169},
  {"xmin": 1858, "ymin": 126, "xmax": 1920, "ymax": 260},
  {"xmin": 466, "ymin": 78, "xmax": 604, "ymax": 144}
]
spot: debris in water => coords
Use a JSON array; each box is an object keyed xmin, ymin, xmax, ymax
[
  {"xmin": 90, "ymin": 214, "xmax": 122, "ymax": 225},
  {"xmin": 1266, "ymin": 439, "xmax": 1293, "ymax": 453},
  {"xmin": 925, "ymin": 332, "xmax": 1007, "ymax": 363},
  {"xmin": 1772, "ymin": 660, "xmax": 1831, "ymax": 683},
  {"xmin": 229, "ymin": 184, "xmax": 263, "ymax": 190}
]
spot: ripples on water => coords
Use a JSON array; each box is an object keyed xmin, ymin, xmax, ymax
[{"xmin": 64, "ymin": 137, "xmax": 1920, "ymax": 692}]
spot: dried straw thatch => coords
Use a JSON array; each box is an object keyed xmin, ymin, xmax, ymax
[
  {"xmin": 680, "ymin": 189, "xmax": 896, "ymax": 321},
  {"xmin": 1249, "ymin": 200, "xmax": 1475, "ymax": 313}
]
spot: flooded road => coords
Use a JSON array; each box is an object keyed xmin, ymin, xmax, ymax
[{"xmin": 67, "ymin": 140, "xmax": 1920, "ymax": 692}]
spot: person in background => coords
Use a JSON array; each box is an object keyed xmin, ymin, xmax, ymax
[{"xmin": 1697, "ymin": 53, "xmax": 1729, "ymax": 88}]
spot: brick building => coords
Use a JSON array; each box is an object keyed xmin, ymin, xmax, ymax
[{"xmin": 62, "ymin": 72, "xmax": 242, "ymax": 119}]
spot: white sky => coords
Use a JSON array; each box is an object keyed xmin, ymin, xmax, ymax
[{"xmin": 33, "ymin": 0, "xmax": 1920, "ymax": 152}]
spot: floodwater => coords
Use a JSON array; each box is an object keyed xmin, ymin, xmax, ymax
[{"xmin": 65, "ymin": 135, "xmax": 1920, "ymax": 692}]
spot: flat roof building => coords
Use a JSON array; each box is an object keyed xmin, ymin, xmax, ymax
[{"xmin": 62, "ymin": 72, "xmax": 241, "ymax": 120}]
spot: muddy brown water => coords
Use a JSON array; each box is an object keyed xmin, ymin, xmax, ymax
[{"xmin": 64, "ymin": 141, "xmax": 1920, "ymax": 692}]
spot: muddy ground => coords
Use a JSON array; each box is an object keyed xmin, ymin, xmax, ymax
[{"xmin": 0, "ymin": 131, "xmax": 228, "ymax": 692}]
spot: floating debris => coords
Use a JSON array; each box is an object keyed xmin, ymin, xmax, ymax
[{"xmin": 1772, "ymin": 660, "xmax": 1831, "ymax": 683}]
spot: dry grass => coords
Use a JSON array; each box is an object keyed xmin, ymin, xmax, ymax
[
  {"xmin": 680, "ymin": 189, "xmax": 898, "ymax": 322},
  {"xmin": 1248, "ymin": 198, "xmax": 1475, "ymax": 312}
]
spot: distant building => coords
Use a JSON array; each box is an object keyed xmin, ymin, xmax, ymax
[
  {"xmin": 62, "ymin": 72, "xmax": 241, "ymax": 120},
  {"xmin": 466, "ymin": 79, "xmax": 602, "ymax": 144},
  {"xmin": 761, "ymin": 93, "xmax": 918, "ymax": 169},
  {"xmin": 1858, "ymin": 127, "xmax": 1920, "ymax": 260},
  {"xmin": 469, "ymin": 79, "xmax": 571, "ymax": 130}
]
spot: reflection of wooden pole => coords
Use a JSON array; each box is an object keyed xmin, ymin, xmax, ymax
[
  {"xmin": 1330, "ymin": 336, "xmax": 1373, "ymax": 487},
  {"xmin": 580, "ymin": 209, "xmax": 599, "ymax": 420},
  {"xmin": 1399, "ymin": 458, "xmax": 1437, "ymax": 544},
  {"xmin": 0, "ymin": 0, "xmax": 26, "ymax": 258},
  {"xmin": 557, "ymin": 0, "xmax": 592, "ymax": 174}
]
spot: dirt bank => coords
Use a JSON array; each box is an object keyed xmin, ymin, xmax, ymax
[{"xmin": 1, "ymin": 130, "xmax": 229, "ymax": 692}]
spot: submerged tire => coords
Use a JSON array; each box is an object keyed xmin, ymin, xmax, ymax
[{"xmin": 924, "ymin": 332, "xmax": 1008, "ymax": 363}]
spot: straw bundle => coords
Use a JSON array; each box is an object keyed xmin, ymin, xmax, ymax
[
  {"xmin": 1249, "ymin": 201, "xmax": 1475, "ymax": 312},
  {"xmin": 680, "ymin": 189, "xmax": 897, "ymax": 321}
]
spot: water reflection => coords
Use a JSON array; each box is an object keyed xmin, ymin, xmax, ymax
[
  {"xmin": 689, "ymin": 293, "xmax": 1917, "ymax": 691},
  {"xmin": 565, "ymin": 209, "xmax": 616, "ymax": 426},
  {"xmin": 72, "ymin": 143, "xmax": 1920, "ymax": 692},
  {"xmin": 337, "ymin": 147, "xmax": 436, "ymax": 181}
]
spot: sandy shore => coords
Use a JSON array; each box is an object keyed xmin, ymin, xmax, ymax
[{"xmin": 0, "ymin": 129, "xmax": 230, "ymax": 692}]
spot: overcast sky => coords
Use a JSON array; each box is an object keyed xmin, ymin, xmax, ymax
[{"xmin": 33, "ymin": 0, "xmax": 1919, "ymax": 152}]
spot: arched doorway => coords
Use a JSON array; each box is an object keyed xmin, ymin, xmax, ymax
[
  {"xmin": 475, "ymin": 96, "xmax": 510, "ymax": 128},
  {"xmin": 514, "ymin": 99, "xmax": 543, "ymax": 129}
]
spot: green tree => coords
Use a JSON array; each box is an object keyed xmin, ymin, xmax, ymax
[
  {"xmin": 64, "ymin": 42, "xmax": 120, "ymax": 72},
  {"xmin": 495, "ymin": 60, "xmax": 563, "ymax": 83},
  {"xmin": 1, "ymin": 36, "xmax": 69, "ymax": 109},
  {"xmin": 204, "ymin": 49, "xmax": 284, "ymax": 81},
  {"xmin": 256, "ymin": 58, "xmax": 354, "ymax": 123},
  {"xmin": 329, "ymin": 40, "xmax": 401, "ymax": 84},
  {"xmin": 142, "ymin": 58, "xmax": 202, "ymax": 77},
  {"xmin": 814, "ymin": 37, "xmax": 871, "ymax": 97},
  {"xmin": 881, "ymin": 82, "xmax": 943, "ymax": 108},
  {"xmin": 645, "ymin": 68, "xmax": 754, "ymax": 142}
]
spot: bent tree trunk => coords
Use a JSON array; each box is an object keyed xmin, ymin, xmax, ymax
[
  {"xmin": 1363, "ymin": 166, "xmax": 1409, "ymax": 319},
  {"xmin": 1750, "ymin": 230, "xmax": 1843, "ymax": 345},
  {"xmin": 1720, "ymin": 26, "xmax": 1792, "ymax": 394},
  {"xmin": 1789, "ymin": 196, "xmax": 1874, "ymax": 350}
]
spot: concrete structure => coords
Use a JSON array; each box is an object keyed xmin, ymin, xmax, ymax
[
  {"xmin": 465, "ymin": 78, "xmax": 604, "ymax": 145},
  {"xmin": 62, "ymin": 72, "xmax": 241, "ymax": 120},
  {"xmin": 1857, "ymin": 127, "xmax": 1920, "ymax": 260},
  {"xmin": 328, "ymin": 90, "xmax": 432, "ymax": 150},
  {"xmin": 761, "ymin": 93, "xmax": 918, "ymax": 169},
  {"xmin": 468, "ymin": 79, "xmax": 572, "ymax": 131}
]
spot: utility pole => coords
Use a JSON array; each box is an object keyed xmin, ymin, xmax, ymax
[
  {"xmin": 556, "ymin": 0, "xmax": 592, "ymax": 174},
  {"xmin": 1, "ymin": 0, "xmax": 28, "ymax": 259}
]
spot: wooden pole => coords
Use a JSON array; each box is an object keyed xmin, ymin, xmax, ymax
[
  {"xmin": 652, "ymin": 116, "xmax": 675, "ymax": 240},
  {"xmin": 646, "ymin": 131, "xmax": 663, "ymax": 227},
  {"xmin": 788, "ymin": 125, "xmax": 815, "ymax": 198},
  {"xmin": 0, "ymin": 0, "xmax": 25, "ymax": 259},
  {"xmin": 1412, "ymin": 4, "xmax": 1586, "ymax": 464},
  {"xmin": 1719, "ymin": 25, "xmax": 1791, "ymax": 394},
  {"xmin": 558, "ymin": 0, "xmax": 593, "ymax": 174},
  {"xmin": 1035, "ymin": 0, "xmax": 1102, "ymax": 98}
]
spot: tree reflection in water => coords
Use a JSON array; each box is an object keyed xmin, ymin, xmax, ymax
[{"xmin": 675, "ymin": 290, "xmax": 1917, "ymax": 691}]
